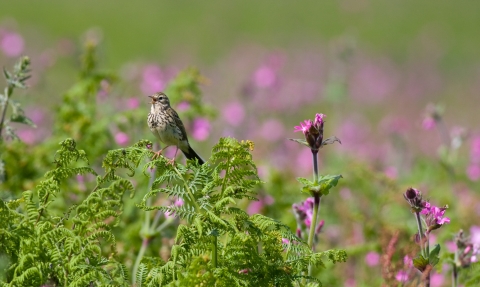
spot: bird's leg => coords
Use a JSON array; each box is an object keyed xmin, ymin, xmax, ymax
[
  {"xmin": 167, "ymin": 147, "xmax": 179, "ymax": 165},
  {"xmin": 152, "ymin": 146, "xmax": 169, "ymax": 160}
]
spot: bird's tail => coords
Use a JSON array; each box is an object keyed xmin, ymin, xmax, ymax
[{"xmin": 182, "ymin": 145, "xmax": 205, "ymax": 165}]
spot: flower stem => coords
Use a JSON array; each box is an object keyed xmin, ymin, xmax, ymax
[
  {"xmin": 414, "ymin": 212, "xmax": 426, "ymax": 256},
  {"xmin": 307, "ymin": 194, "xmax": 321, "ymax": 276},
  {"xmin": 312, "ymin": 150, "xmax": 319, "ymax": 183}
]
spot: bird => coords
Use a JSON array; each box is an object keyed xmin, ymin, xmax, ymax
[{"xmin": 147, "ymin": 92, "xmax": 205, "ymax": 165}]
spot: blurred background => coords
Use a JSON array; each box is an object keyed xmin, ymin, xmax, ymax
[{"xmin": 1, "ymin": 1, "xmax": 480, "ymax": 286}]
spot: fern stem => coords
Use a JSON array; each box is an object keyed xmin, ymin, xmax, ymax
[
  {"xmin": 212, "ymin": 235, "xmax": 218, "ymax": 268},
  {"xmin": 173, "ymin": 165, "xmax": 201, "ymax": 212},
  {"xmin": 133, "ymin": 237, "xmax": 150, "ymax": 285},
  {"xmin": 133, "ymin": 166, "xmax": 156, "ymax": 285},
  {"xmin": 35, "ymin": 193, "xmax": 49, "ymax": 225},
  {"xmin": 220, "ymin": 146, "xmax": 231, "ymax": 198}
]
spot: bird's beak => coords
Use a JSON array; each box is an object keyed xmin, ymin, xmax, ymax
[{"xmin": 148, "ymin": 95, "xmax": 155, "ymax": 104}]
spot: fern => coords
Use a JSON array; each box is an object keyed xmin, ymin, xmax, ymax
[
  {"xmin": 135, "ymin": 137, "xmax": 346, "ymax": 286},
  {"xmin": 0, "ymin": 138, "xmax": 151, "ymax": 286}
]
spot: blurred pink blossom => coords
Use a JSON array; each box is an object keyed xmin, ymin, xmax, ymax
[
  {"xmin": 176, "ymin": 101, "xmax": 190, "ymax": 111},
  {"xmin": 403, "ymin": 255, "xmax": 413, "ymax": 268},
  {"xmin": 247, "ymin": 200, "xmax": 263, "ymax": 215},
  {"xmin": 126, "ymin": 98, "xmax": 140, "ymax": 109},
  {"xmin": 17, "ymin": 129, "xmax": 37, "ymax": 145},
  {"xmin": 0, "ymin": 31, "xmax": 24, "ymax": 57},
  {"xmin": 384, "ymin": 166, "xmax": 398, "ymax": 179},
  {"xmin": 422, "ymin": 117, "xmax": 436, "ymax": 130},
  {"xmin": 364, "ymin": 251, "xmax": 380, "ymax": 267},
  {"xmin": 430, "ymin": 272, "xmax": 445, "ymax": 287},
  {"xmin": 259, "ymin": 119, "xmax": 285, "ymax": 142},
  {"xmin": 192, "ymin": 118, "xmax": 211, "ymax": 141},
  {"xmin": 344, "ymin": 278, "xmax": 356, "ymax": 287},
  {"xmin": 141, "ymin": 64, "xmax": 165, "ymax": 94},
  {"xmin": 222, "ymin": 101, "xmax": 245, "ymax": 126},
  {"xmin": 253, "ymin": 65, "xmax": 276, "ymax": 88},
  {"xmin": 281, "ymin": 238, "xmax": 290, "ymax": 244},
  {"xmin": 25, "ymin": 107, "xmax": 45, "ymax": 125},
  {"xmin": 395, "ymin": 270, "xmax": 408, "ymax": 283},
  {"xmin": 115, "ymin": 132, "xmax": 129, "ymax": 146},
  {"xmin": 467, "ymin": 164, "xmax": 480, "ymax": 181},
  {"xmin": 445, "ymin": 241, "xmax": 457, "ymax": 253},
  {"xmin": 470, "ymin": 136, "xmax": 480, "ymax": 163},
  {"xmin": 350, "ymin": 62, "xmax": 398, "ymax": 102}
]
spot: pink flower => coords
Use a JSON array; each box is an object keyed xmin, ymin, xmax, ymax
[
  {"xmin": 247, "ymin": 200, "xmax": 263, "ymax": 215},
  {"xmin": 294, "ymin": 120, "xmax": 312, "ymax": 135},
  {"xmin": 253, "ymin": 65, "xmax": 276, "ymax": 88},
  {"xmin": 430, "ymin": 272, "xmax": 445, "ymax": 287},
  {"xmin": 467, "ymin": 164, "xmax": 480, "ymax": 181},
  {"xmin": 259, "ymin": 119, "xmax": 285, "ymax": 142},
  {"xmin": 403, "ymin": 255, "xmax": 413, "ymax": 268},
  {"xmin": 384, "ymin": 166, "xmax": 398, "ymax": 179},
  {"xmin": 364, "ymin": 252, "xmax": 380, "ymax": 266},
  {"xmin": 395, "ymin": 270, "xmax": 409, "ymax": 283},
  {"xmin": 115, "ymin": 132, "xmax": 129, "ymax": 146},
  {"xmin": 0, "ymin": 32, "xmax": 24, "ymax": 57},
  {"xmin": 126, "ymin": 98, "xmax": 140, "ymax": 109},
  {"xmin": 282, "ymin": 238, "xmax": 290, "ymax": 244},
  {"xmin": 314, "ymin": 113, "xmax": 326, "ymax": 127},
  {"xmin": 222, "ymin": 101, "xmax": 245, "ymax": 127},
  {"xmin": 176, "ymin": 101, "xmax": 190, "ymax": 111},
  {"xmin": 421, "ymin": 203, "xmax": 450, "ymax": 232},
  {"xmin": 422, "ymin": 117, "xmax": 436, "ymax": 130},
  {"xmin": 140, "ymin": 65, "xmax": 165, "ymax": 94},
  {"xmin": 470, "ymin": 136, "xmax": 480, "ymax": 163},
  {"xmin": 16, "ymin": 129, "xmax": 37, "ymax": 145},
  {"xmin": 192, "ymin": 118, "xmax": 211, "ymax": 141}
]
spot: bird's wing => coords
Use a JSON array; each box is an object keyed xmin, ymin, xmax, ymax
[{"xmin": 170, "ymin": 108, "xmax": 189, "ymax": 142}]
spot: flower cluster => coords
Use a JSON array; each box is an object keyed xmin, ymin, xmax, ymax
[
  {"xmin": 404, "ymin": 187, "xmax": 450, "ymax": 233},
  {"xmin": 294, "ymin": 113, "xmax": 326, "ymax": 152},
  {"xmin": 403, "ymin": 187, "xmax": 424, "ymax": 213},
  {"xmin": 454, "ymin": 229, "xmax": 480, "ymax": 267},
  {"xmin": 421, "ymin": 202, "xmax": 450, "ymax": 233},
  {"xmin": 292, "ymin": 197, "xmax": 324, "ymax": 238}
]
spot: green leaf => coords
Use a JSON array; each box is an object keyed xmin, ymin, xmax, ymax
[
  {"xmin": 317, "ymin": 174, "xmax": 342, "ymax": 196},
  {"xmin": 288, "ymin": 138, "xmax": 310, "ymax": 147},
  {"xmin": 296, "ymin": 175, "xmax": 342, "ymax": 196},
  {"xmin": 10, "ymin": 114, "xmax": 36, "ymax": 127},
  {"xmin": 413, "ymin": 254, "xmax": 429, "ymax": 272},
  {"xmin": 429, "ymin": 244, "xmax": 441, "ymax": 267}
]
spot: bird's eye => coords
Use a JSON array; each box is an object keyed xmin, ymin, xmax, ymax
[{"xmin": 159, "ymin": 96, "xmax": 164, "ymax": 100}]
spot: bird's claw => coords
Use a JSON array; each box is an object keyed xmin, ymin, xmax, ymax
[{"xmin": 151, "ymin": 150, "xmax": 163, "ymax": 160}]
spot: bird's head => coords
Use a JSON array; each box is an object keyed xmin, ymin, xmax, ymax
[{"xmin": 148, "ymin": 92, "xmax": 170, "ymax": 108}]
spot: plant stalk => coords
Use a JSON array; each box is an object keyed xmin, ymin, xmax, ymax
[
  {"xmin": 0, "ymin": 87, "xmax": 12, "ymax": 138},
  {"xmin": 132, "ymin": 166, "xmax": 156, "ymax": 285},
  {"xmin": 212, "ymin": 235, "xmax": 218, "ymax": 268},
  {"xmin": 307, "ymin": 194, "xmax": 321, "ymax": 277},
  {"xmin": 312, "ymin": 150, "xmax": 319, "ymax": 184},
  {"xmin": 414, "ymin": 212, "xmax": 425, "ymax": 256}
]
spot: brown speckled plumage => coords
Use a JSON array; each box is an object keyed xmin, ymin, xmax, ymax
[{"xmin": 147, "ymin": 92, "xmax": 204, "ymax": 164}]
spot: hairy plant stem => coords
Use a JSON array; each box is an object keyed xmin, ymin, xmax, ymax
[
  {"xmin": 307, "ymin": 194, "xmax": 321, "ymax": 277},
  {"xmin": 414, "ymin": 212, "xmax": 425, "ymax": 257},
  {"xmin": 307, "ymin": 150, "xmax": 321, "ymax": 277},
  {"xmin": 312, "ymin": 150, "xmax": 319, "ymax": 184},
  {"xmin": 0, "ymin": 86, "xmax": 12, "ymax": 139},
  {"xmin": 452, "ymin": 262, "xmax": 458, "ymax": 287}
]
